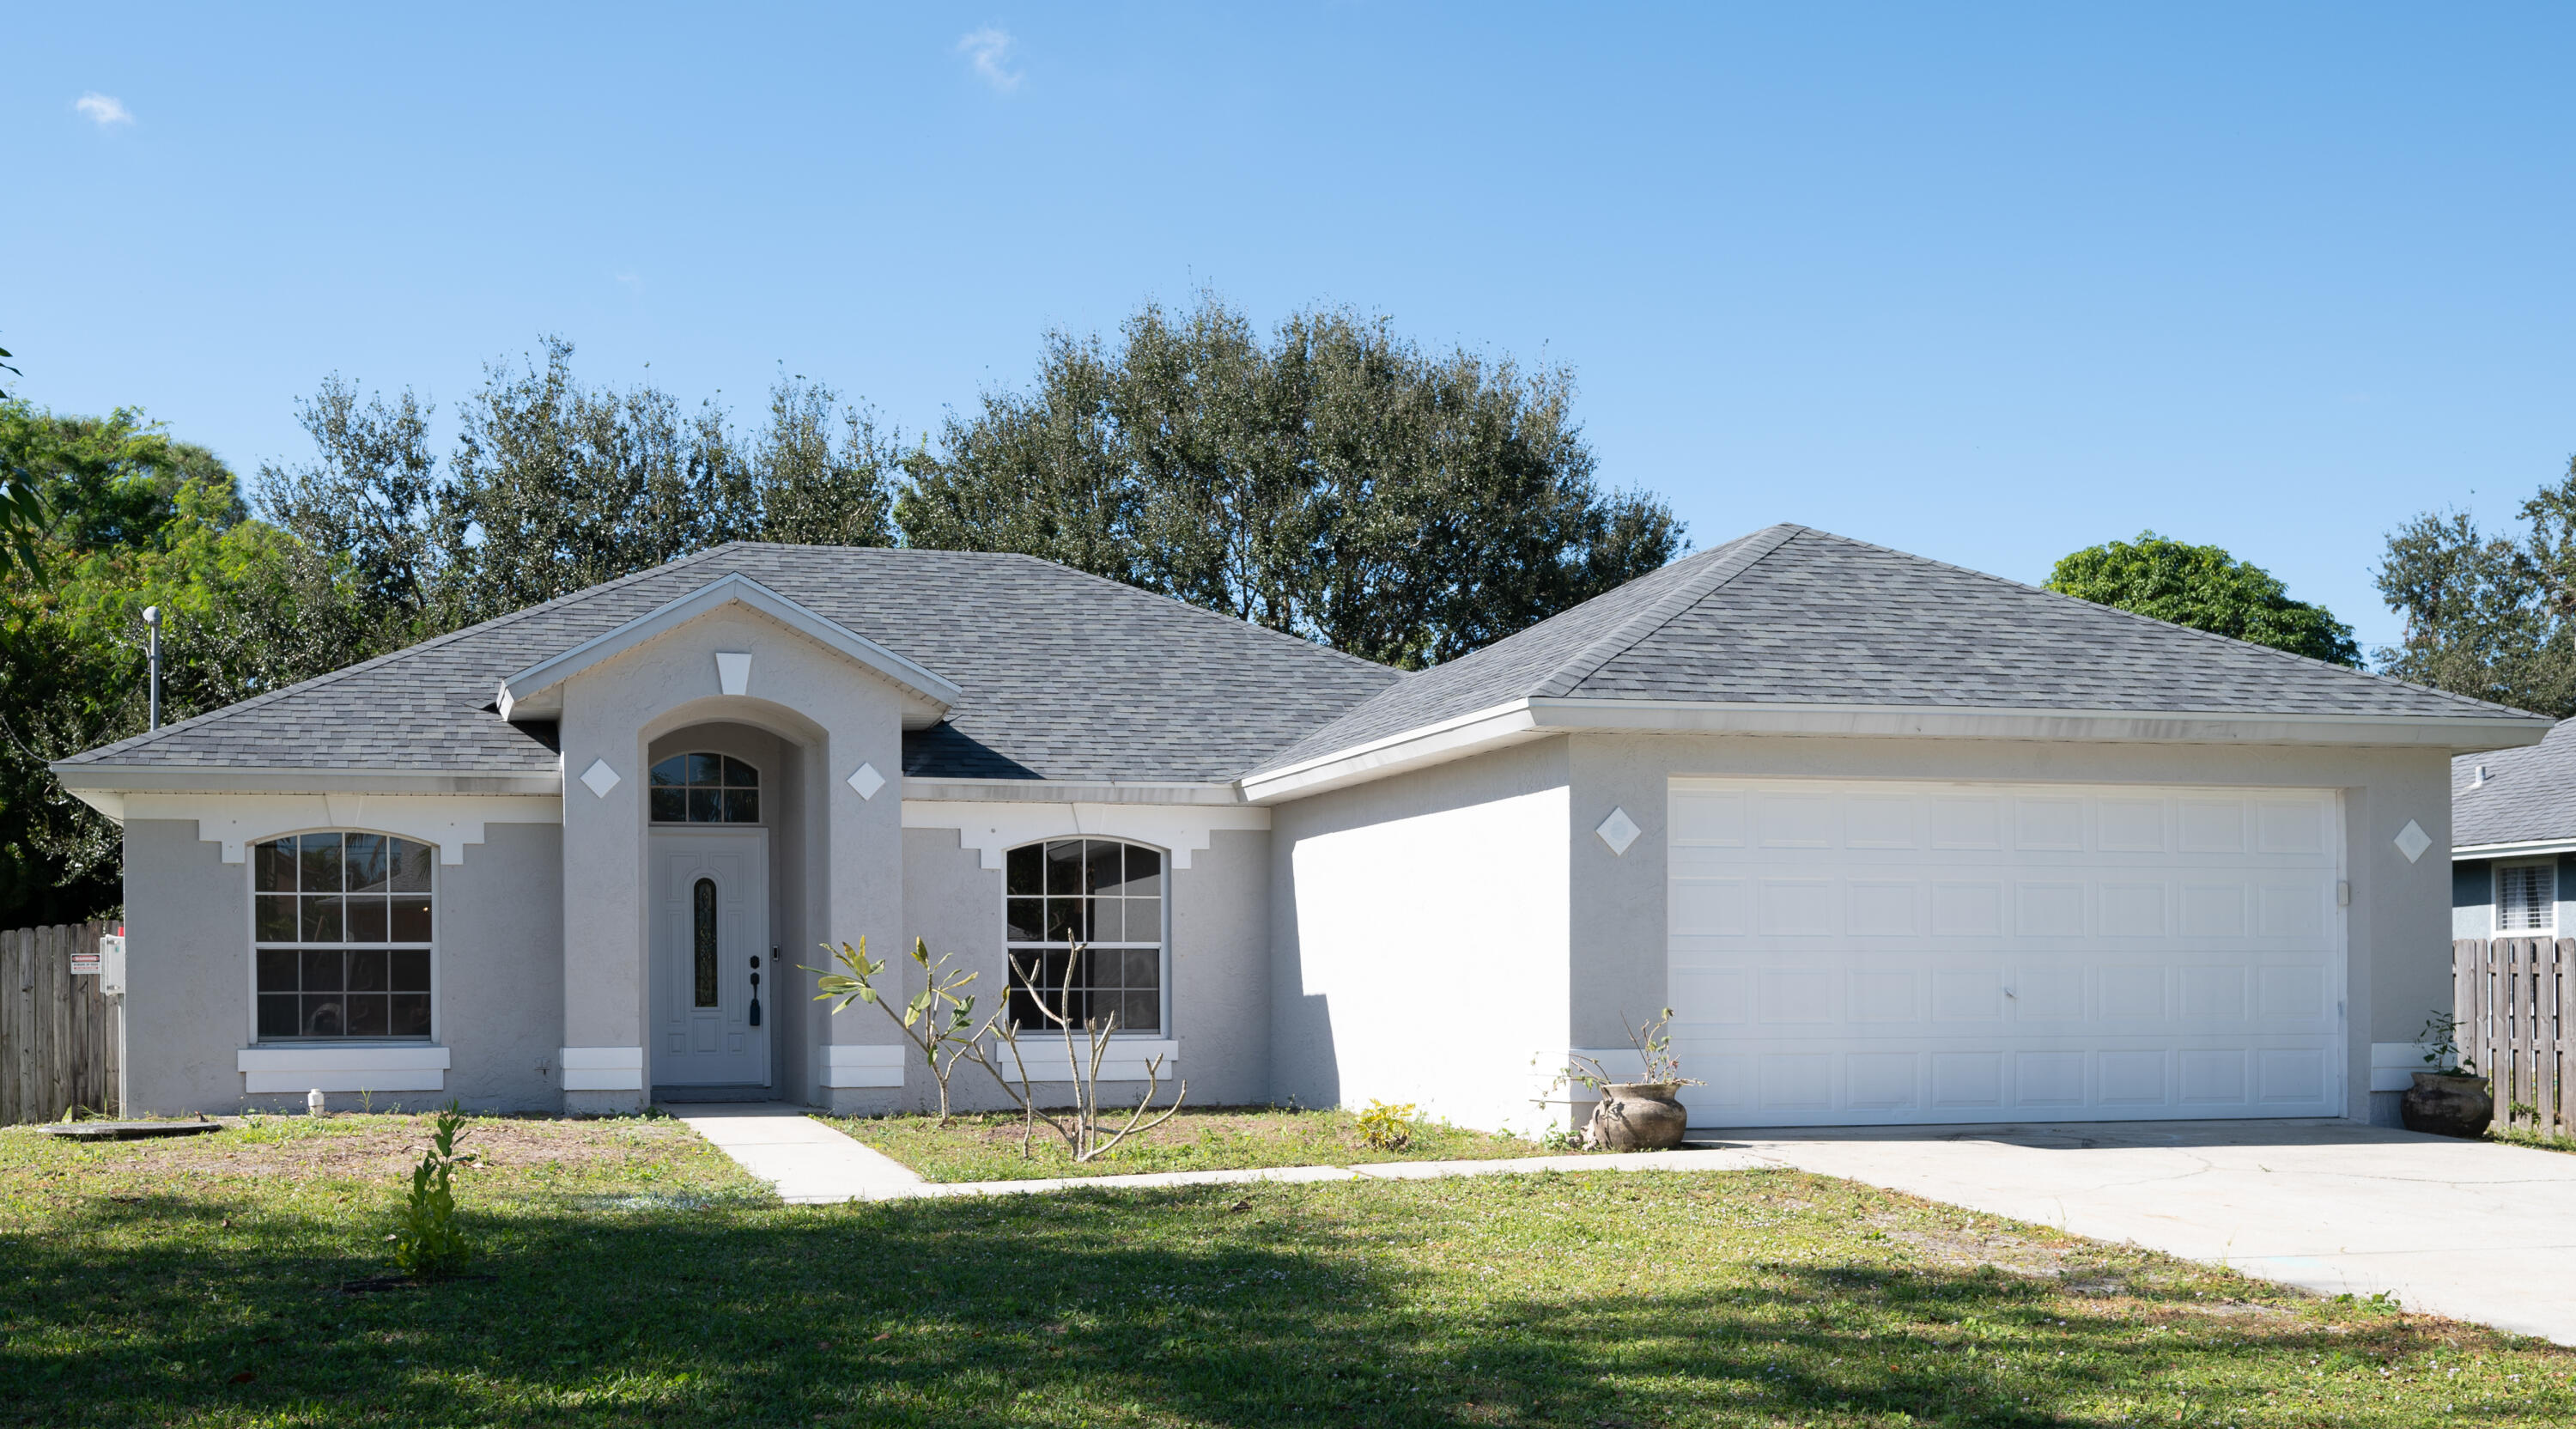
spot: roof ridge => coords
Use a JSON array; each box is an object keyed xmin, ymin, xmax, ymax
[
  {"xmin": 1785, "ymin": 526, "xmax": 2535, "ymax": 721},
  {"xmin": 62, "ymin": 544, "xmax": 744, "ymax": 765},
  {"xmin": 1533, "ymin": 525, "xmax": 1798, "ymax": 699}
]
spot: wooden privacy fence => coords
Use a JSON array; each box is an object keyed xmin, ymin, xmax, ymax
[
  {"xmin": 0, "ymin": 921, "xmax": 118, "ymax": 1126},
  {"xmin": 2456, "ymin": 937, "xmax": 2576, "ymax": 1138}
]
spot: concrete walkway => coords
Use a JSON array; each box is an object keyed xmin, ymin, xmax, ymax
[
  {"xmin": 663, "ymin": 1104, "xmax": 927, "ymax": 1203},
  {"xmin": 665, "ymin": 1104, "xmax": 2576, "ymax": 1345},
  {"xmin": 1719, "ymin": 1119, "xmax": 2576, "ymax": 1346},
  {"xmin": 662, "ymin": 1101, "xmax": 1767, "ymax": 1202}
]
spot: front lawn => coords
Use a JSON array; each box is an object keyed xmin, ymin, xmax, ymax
[
  {"xmin": 825, "ymin": 1104, "xmax": 1558, "ymax": 1182},
  {"xmin": 5, "ymin": 1111, "xmax": 2574, "ymax": 1426}
]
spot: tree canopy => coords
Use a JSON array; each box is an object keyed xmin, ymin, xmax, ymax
[
  {"xmin": 899, "ymin": 295, "xmax": 1684, "ymax": 669},
  {"xmin": 0, "ymin": 301, "xmax": 1693, "ymax": 921},
  {"xmin": 2373, "ymin": 457, "xmax": 2576, "ymax": 714},
  {"xmin": 2044, "ymin": 532, "xmax": 2360, "ymax": 667}
]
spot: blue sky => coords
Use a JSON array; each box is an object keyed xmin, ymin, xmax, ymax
[{"xmin": 7, "ymin": 4, "xmax": 2572, "ymax": 656}]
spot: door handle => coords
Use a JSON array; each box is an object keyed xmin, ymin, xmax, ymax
[{"xmin": 749, "ymin": 952, "xmax": 763, "ymax": 1027}]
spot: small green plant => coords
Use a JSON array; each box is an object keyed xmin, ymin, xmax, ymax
[
  {"xmin": 805, "ymin": 935, "xmax": 982, "ymax": 1123},
  {"xmin": 2418, "ymin": 1012, "xmax": 2479, "ymax": 1076},
  {"xmin": 390, "ymin": 1102, "xmax": 471, "ymax": 1280},
  {"xmin": 1355, "ymin": 1100, "xmax": 1418, "ymax": 1152}
]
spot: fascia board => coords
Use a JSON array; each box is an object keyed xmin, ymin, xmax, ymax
[
  {"xmin": 495, "ymin": 573, "xmax": 963, "ymax": 715},
  {"xmin": 1522, "ymin": 697, "xmax": 2555, "ymax": 751},
  {"xmin": 48, "ymin": 763, "xmax": 563, "ymax": 800},
  {"xmin": 2452, "ymin": 838, "xmax": 2576, "ymax": 861},
  {"xmin": 1240, "ymin": 695, "xmax": 2555, "ymax": 805},
  {"xmin": 1237, "ymin": 700, "xmax": 1546, "ymax": 805}
]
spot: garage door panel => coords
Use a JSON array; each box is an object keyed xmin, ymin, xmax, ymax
[{"xmin": 1668, "ymin": 777, "xmax": 2343, "ymax": 1127}]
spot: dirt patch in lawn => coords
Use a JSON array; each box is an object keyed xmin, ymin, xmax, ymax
[{"xmin": 7, "ymin": 1114, "xmax": 690, "ymax": 1185}]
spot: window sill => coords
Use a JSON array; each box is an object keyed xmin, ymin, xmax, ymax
[
  {"xmin": 999, "ymin": 1037, "xmax": 1178, "ymax": 1083},
  {"xmin": 237, "ymin": 1044, "xmax": 449, "ymax": 1093}
]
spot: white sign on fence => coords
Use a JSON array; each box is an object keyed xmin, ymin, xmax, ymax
[{"xmin": 69, "ymin": 950, "xmax": 100, "ymax": 974}]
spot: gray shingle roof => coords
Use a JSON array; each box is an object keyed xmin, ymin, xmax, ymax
[
  {"xmin": 60, "ymin": 544, "xmax": 1404, "ymax": 784},
  {"xmin": 2454, "ymin": 719, "xmax": 2576, "ymax": 848},
  {"xmin": 1255, "ymin": 523, "xmax": 2535, "ymax": 774}
]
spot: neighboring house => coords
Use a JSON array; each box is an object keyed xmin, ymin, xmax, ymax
[
  {"xmin": 2451, "ymin": 718, "xmax": 2576, "ymax": 946},
  {"xmin": 52, "ymin": 524, "xmax": 2551, "ymax": 1132}
]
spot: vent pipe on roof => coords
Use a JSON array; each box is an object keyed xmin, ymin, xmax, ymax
[{"xmin": 2472, "ymin": 763, "xmax": 2488, "ymax": 789}]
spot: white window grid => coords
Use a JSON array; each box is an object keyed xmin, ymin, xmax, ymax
[
  {"xmin": 248, "ymin": 830, "xmax": 439, "ymax": 1044},
  {"xmin": 2497, "ymin": 860, "xmax": 2558, "ymax": 935},
  {"xmin": 1002, "ymin": 837, "xmax": 1168, "ymax": 1037}
]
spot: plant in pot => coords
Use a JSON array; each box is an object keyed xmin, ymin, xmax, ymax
[
  {"xmin": 2402, "ymin": 1012, "xmax": 2492, "ymax": 1137},
  {"xmin": 1544, "ymin": 1008, "xmax": 1703, "ymax": 1152}
]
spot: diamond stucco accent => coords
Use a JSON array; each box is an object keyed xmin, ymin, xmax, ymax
[
  {"xmin": 2393, "ymin": 819, "xmax": 2432, "ymax": 864},
  {"xmin": 1596, "ymin": 806, "xmax": 1641, "ymax": 856},
  {"xmin": 580, "ymin": 759, "xmax": 622, "ymax": 799},
  {"xmin": 846, "ymin": 763, "xmax": 886, "ymax": 800}
]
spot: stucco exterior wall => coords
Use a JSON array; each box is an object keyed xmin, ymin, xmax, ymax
[
  {"xmin": 556, "ymin": 606, "xmax": 908, "ymax": 1111},
  {"xmin": 879, "ymin": 822, "xmax": 1272, "ymax": 1116},
  {"xmin": 119, "ymin": 818, "xmax": 251, "ymax": 1115},
  {"xmin": 1564, "ymin": 732, "xmax": 2461, "ymax": 1122},
  {"xmin": 1267, "ymin": 739, "xmax": 1572, "ymax": 1134},
  {"xmin": 118, "ymin": 815, "xmax": 567, "ymax": 1115},
  {"xmin": 434, "ymin": 820, "xmax": 564, "ymax": 1110}
]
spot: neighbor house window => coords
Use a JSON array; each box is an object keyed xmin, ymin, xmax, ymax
[
  {"xmin": 1004, "ymin": 838, "xmax": 1163, "ymax": 1035},
  {"xmin": 2498, "ymin": 861, "xmax": 2558, "ymax": 934},
  {"xmin": 650, "ymin": 753, "xmax": 759, "ymax": 823},
  {"xmin": 253, "ymin": 832, "xmax": 434, "ymax": 1040}
]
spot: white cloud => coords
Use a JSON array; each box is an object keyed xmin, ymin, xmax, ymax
[
  {"xmin": 957, "ymin": 27, "xmax": 1022, "ymax": 92},
  {"xmin": 74, "ymin": 92, "xmax": 134, "ymax": 127}
]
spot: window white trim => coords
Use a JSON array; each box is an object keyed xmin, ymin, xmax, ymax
[
  {"xmin": 1001, "ymin": 836, "xmax": 1172, "ymax": 1040},
  {"xmin": 243, "ymin": 828, "xmax": 440, "ymax": 1050},
  {"xmin": 2495, "ymin": 858, "xmax": 2559, "ymax": 935},
  {"xmin": 237, "ymin": 1045, "xmax": 448, "ymax": 1094}
]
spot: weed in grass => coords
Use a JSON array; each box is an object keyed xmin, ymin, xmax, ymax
[{"xmin": 389, "ymin": 1103, "xmax": 471, "ymax": 1279}]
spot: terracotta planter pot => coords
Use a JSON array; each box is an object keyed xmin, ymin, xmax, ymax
[
  {"xmin": 2401, "ymin": 1071, "xmax": 2492, "ymax": 1138},
  {"xmin": 1585, "ymin": 1081, "xmax": 1689, "ymax": 1151}
]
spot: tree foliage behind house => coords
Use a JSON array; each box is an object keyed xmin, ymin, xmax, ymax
[
  {"xmin": 2044, "ymin": 532, "xmax": 2361, "ymax": 667},
  {"xmin": 2374, "ymin": 457, "xmax": 2576, "ymax": 715},
  {"xmin": 2, "ymin": 301, "xmax": 1689, "ymax": 921},
  {"xmin": 899, "ymin": 295, "xmax": 1685, "ymax": 669}
]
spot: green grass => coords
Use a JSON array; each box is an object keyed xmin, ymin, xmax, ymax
[
  {"xmin": 5, "ymin": 1112, "xmax": 2575, "ymax": 1426},
  {"xmin": 2489, "ymin": 1124, "xmax": 2576, "ymax": 1155},
  {"xmin": 824, "ymin": 1104, "xmax": 1560, "ymax": 1182}
]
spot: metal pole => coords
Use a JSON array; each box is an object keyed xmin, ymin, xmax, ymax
[{"xmin": 142, "ymin": 605, "xmax": 161, "ymax": 731}]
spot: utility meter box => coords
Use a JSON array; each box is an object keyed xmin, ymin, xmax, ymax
[{"xmin": 96, "ymin": 931, "xmax": 126, "ymax": 996}]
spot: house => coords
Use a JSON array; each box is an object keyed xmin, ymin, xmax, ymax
[
  {"xmin": 52, "ymin": 524, "xmax": 2551, "ymax": 1132},
  {"xmin": 2451, "ymin": 718, "xmax": 2576, "ymax": 946}
]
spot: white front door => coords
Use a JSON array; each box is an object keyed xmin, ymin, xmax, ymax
[
  {"xmin": 1665, "ymin": 777, "xmax": 2345, "ymax": 1128},
  {"xmin": 651, "ymin": 830, "xmax": 770, "ymax": 1087}
]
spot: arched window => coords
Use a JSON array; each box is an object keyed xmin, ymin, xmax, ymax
[
  {"xmin": 252, "ymin": 832, "xmax": 434, "ymax": 1041},
  {"xmin": 1003, "ymin": 838, "xmax": 1163, "ymax": 1035},
  {"xmin": 650, "ymin": 753, "xmax": 760, "ymax": 823}
]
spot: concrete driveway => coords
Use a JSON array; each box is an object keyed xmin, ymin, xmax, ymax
[{"xmin": 1706, "ymin": 1119, "xmax": 2576, "ymax": 1345}]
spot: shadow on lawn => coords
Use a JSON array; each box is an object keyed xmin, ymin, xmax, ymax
[{"xmin": 0, "ymin": 1187, "xmax": 2447, "ymax": 1428}]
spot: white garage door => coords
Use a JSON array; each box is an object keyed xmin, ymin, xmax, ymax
[{"xmin": 1666, "ymin": 777, "xmax": 2345, "ymax": 1128}]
